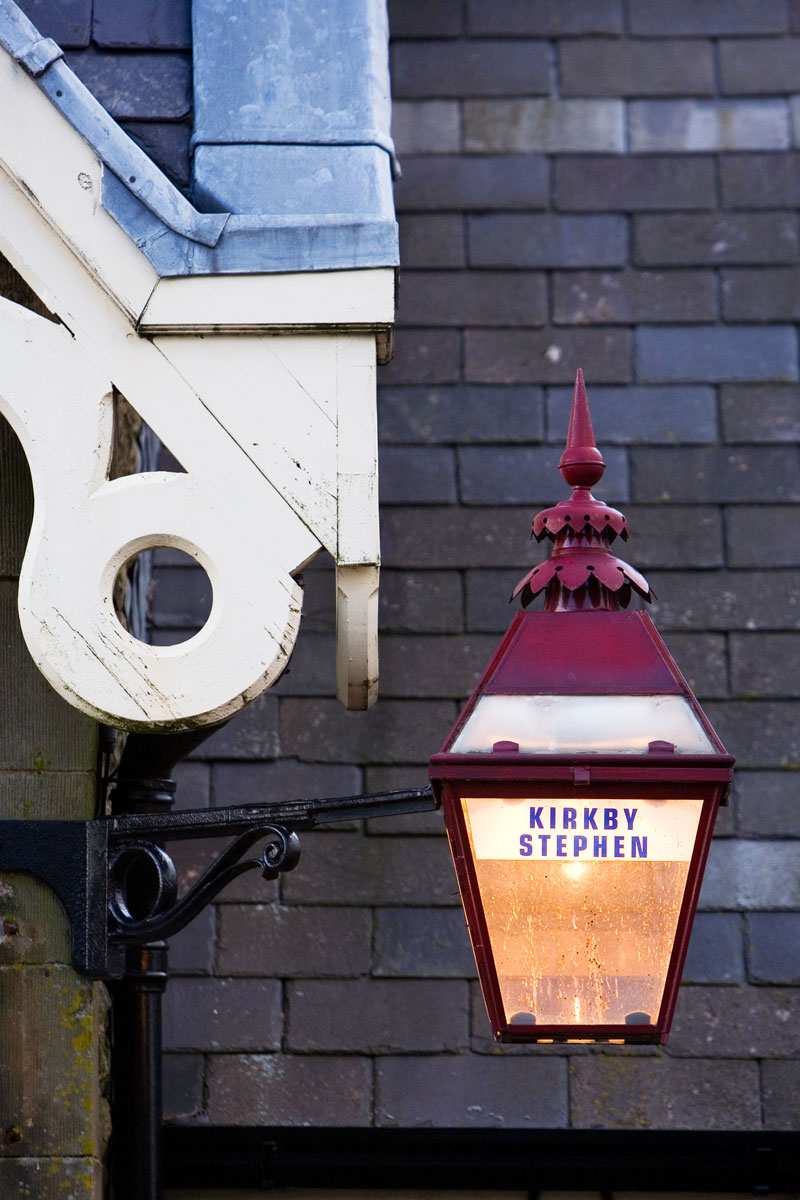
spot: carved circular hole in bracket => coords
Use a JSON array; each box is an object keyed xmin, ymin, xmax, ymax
[{"xmin": 114, "ymin": 547, "xmax": 213, "ymax": 647}]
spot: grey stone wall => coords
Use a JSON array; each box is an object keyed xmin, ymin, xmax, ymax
[{"xmin": 16, "ymin": 0, "xmax": 800, "ymax": 1138}]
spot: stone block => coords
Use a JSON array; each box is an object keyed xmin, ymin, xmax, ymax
[
  {"xmin": 747, "ymin": 913, "xmax": 800, "ymax": 983},
  {"xmin": 636, "ymin": 213, "xmax": 798, "ymax": 266},
  {"xmin": 280, "ymin": 697, "xmax": 456, "ymax": 765},
  {"xmin": 703, "ymin": 700, "xmax": 800, "ymax": 768},
  {"xmin": 699, "ymin": 838, "xmax": 800, "ymax": 908},
  {"xmin": 0, "ymin": 584, "xmax": 98, "ymax": 772},
  {"xmin": 610, "ymin": 507, "xmax": 725, "ymax": 569},
  {"xmin": 281, "ymin": 831, "xmax": 458, "ymax": 906},
  {"xmin": 148, "ymin": 562, "xmax": 212, "ymax": 631},
  {"xmin": 211, "ymin": 760, "xmax": 362, "ymax": 807},
  {"xmin": 391, "ymin": 39, "xmax": 551, "ymax": 97},
  {"xmin": 376, "ymin": 1054, "xmax": 568, "ymax": 1126},
  {"xmin": 720, "ymin": 152, "xmax": 800, "ymax": 207},
  {"xmin": 720, "ymin": 386, "xmax": 800, "ymax": 443},
  {"xmin": 555, "ymin": 155, "xmax": 716, "ymax": 212},
  {"xmin": 16, "ymin": 0, "xmax": 91, "ymax": 46},
  {"xmin": 725, "ymin": 507, "xmax": 800, "ymax": 568},
  {"xmin": 378, "ymin": 385, "xmax": 544, "ymax": 444},
  {"xmin": 394, "ymin": 154, "xmax": 549, "ymax": 212},
  {"xmin": 380, "ymin": 329, "xmax": 462, "ymax": 385},
  {"xmin": 379, "ymin": 568, "xmax": 464, "ymax": 633},
  {"xmin": 379, "ymin": 446, "xmax": 457, "ymax": 504},
  {"xmin": 207, "ymin": 1054, "xmax": 372, "ymax": 1125},
  {"xmin": 762, "ymin": 1060, "xmax": 800, "ymax": 1129},
  {"xmin": 93, "ymin": 0, "xmax": 191, "ymax": 48},
  {"xmin": 636, "ymin": 326, "xmax": 798, "ymax": 383},
  {"xmin": 667, "ymin": 985, "xmax": 800, "ymax": 1057},
  {"xmin": 168, "ymin": 905, "xmax": 215, "ymax": 975},
  {"xmin": 470, "ymin": 214, "xmax": 628, "ymax": 269},
  {"xmin": 720, "ymin": 37, "xmax": 800, "ymax": 93},
  {"xmin": 467, "ymin": 0, "xmax": 624, "ymax": 36},
  {"xmin": 553, "ymin": 270, "xmax": 717, "ymax": 325},
  {"xmin": 270, "ymin": 633, "xmax": 336, "ymax": 696},
  {"xmin": 187, "ymin": 695, "xmax": 279, "ymax": 760},
  {"xmin": 735, "ymin": 770, "xmax": 800, "ymax": 837},
  {"xmin": 0, "ymin": 967, "xmax": 108, "ymax": 1157},
  {"xmin": 382, "ymin": 508, "xmax": 542, "ymax": 571},
  {"xmin": 64, "ymin": 49, "xmax": 191, "ymax": 120},
  {"xmin": 561, "ymin": 38, "xmax": 714, "ymax": 97},
  {"xmin": 397, "ymin": 271, "xmax": 547, "ymax": 328},
  {"xmin": 547, "ymin": 385, "xmax": 717, "ymax": 443},
  {"xmin": 287, "ymin": 978, "xmax": 469, "ymax": 1052},
  {"xmin": 387, "ymin": 0, "xmax": 463, "ymax": 37},
  {"xmin": 661, "ymin": 632, "xmax": 729, "ymax": 699},
  {"xmin": 163, "ymin": 977, "xmax": 281, "ymax": 1052},
  {"xmin": 570, "ymin": 1056, "xmax": 761, "ymax": 1128},
  {"xmin": 459, "ymin": 445, "xmax": 629, "ymax": 504},
  {"xmin": 162, "ymin": 1054, "xmax": 204, "ymax": 1122},
  {"xmin": 730, "ymin": 633, "xmax": 800, "ymax": 697},
  {"xmin": 373, "ymin": 907, "xmax": 476, "ymax": 977},
  {"xmin": 723, "ymin": 266, "xmax": 800, "ymax": 321},
  {"xmin": 466, "ymin": 329, "xmax": 632, "ymax": 385},
  {"xmin": 0, "ymin": 1159, "xmax": 103, "ymax": 1198},
  {"xmin": 465, "ymin": 99, "xmax": 624, "ymax": 154},
  {"xmin": 391, "ymin": 101, "xmax": 460, "ymax": 154},
  {"xmin": 365, "ymin": 808, "xmax": 444, "ymax": 837},
  {"xmin": 378, "ymin": 634, "xmax": 502, "ymax": 698},
  {"xmin": 631, "ymin": 447, "xmax": 799, "ymax": 503},
  {"xmin": 171, "ymin": 761, "xmax": 210, "ymax": 811},
  {"xmin": 724, "ymin": 150, "xmax": 800, "ymax": 211},
  {"xmin": 398, "ymin": 215, "xmax": 465, "ymax": 267},
  {"xmin": 683, "ymin": 913, "xmax": 745, "ymax": 983},
  {"xmin": 217, "ymin": 904, "xmax": 371, "ymax": 978},
  {"xmin": 628, "ymin": 0, "xmax": 789, "ymax": 36},
  {"xmin": 119, "ymin": 121, "xmax": 190, "ymax": 188},
  {"xmin": 648, "ymin": 569, "xmax": 800, "ymax": 631},
  {"xmin": 630, "ymin": 100, "xmax": 789, "ymax": 153}
]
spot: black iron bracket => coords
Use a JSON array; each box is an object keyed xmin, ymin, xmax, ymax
[{"xmin": 0, "ymin": 786, "xmax": 438, "ymax": 979}]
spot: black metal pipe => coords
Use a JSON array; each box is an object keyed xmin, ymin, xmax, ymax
[{"xmin": 110, "ymin": 726, "xmax": 221, "ymax": 1200}]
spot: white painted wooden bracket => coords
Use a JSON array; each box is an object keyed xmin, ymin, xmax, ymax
[{"xmin": 0, "ymin": 37, "xmax": 389, "ymax": 730}]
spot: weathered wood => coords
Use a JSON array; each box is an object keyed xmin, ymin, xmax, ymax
[{"xmin": 0, "ymin": 1158, "xmax": 103, "ymax": 1198}]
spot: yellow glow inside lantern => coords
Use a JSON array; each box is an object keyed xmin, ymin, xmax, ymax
[{"xmin": 461, "ymin": 795, "xmax": 703, "ymax": 1029}]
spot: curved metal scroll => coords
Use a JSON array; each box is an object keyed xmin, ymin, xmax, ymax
[{"xmin": 108, "ymin": 824, "xmax": 301, "ymax": 945}]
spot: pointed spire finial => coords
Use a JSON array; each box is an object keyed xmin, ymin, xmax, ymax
[{"xmin": 558, "ymin": 367, "xmax": 605, "ymax": 488}]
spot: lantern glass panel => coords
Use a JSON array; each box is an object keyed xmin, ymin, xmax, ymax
[
  {"xmin": 451, "ymin": 694, "xmax": 713, "ymax": 755},
  {"xmin": 461, "ymin": 796, "xmax": 703, "ymax": 1030}
]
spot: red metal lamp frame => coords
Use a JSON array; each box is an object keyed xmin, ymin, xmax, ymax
[{"xmin": 430, "ymin": 370, "xmax": 734, "ymax": 1046}]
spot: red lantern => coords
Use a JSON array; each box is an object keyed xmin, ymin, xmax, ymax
[{"xmin": 429, "ymin": 371, "xmax": 734, "ymax": 1045}]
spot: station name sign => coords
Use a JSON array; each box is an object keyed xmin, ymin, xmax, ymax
[{"xmin": 463, "ymin": 797, "xmax": 702, "ymax": 863}]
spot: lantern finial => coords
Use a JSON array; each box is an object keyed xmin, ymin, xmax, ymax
[
  {"xmin": 512, "ymin": 368, "xmax": 652, "ymax": 610},
  {"xmin": 559, "ymin": 367, "xmax": 605, "ymax": 488}
]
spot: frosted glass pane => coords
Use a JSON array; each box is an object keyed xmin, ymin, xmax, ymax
[
  {"xmin": 462, "ymin": 795, "xmax": 703, "ymax": 1029},
  {"xmin": 451, "ymin": 694, "xmax": 714, "ymax": 754}
]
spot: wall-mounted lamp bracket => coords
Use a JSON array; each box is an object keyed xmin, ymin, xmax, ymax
[{"xmin": 0, "ymin": 786, "xmax": 437, "ymax": 979}]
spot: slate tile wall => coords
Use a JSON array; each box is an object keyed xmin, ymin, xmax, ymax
[
  {"xmin": 17, "ymin": 0, "xmax": 192, "ymax": 188},
  {"xmin": 21, "ymin": 0, "xmax": 799, "ymax": 1136}
]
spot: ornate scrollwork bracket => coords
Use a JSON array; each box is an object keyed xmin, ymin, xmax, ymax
[{"xmin": 0, "ymin": 786, "xmax": 436, "ymax": 979}]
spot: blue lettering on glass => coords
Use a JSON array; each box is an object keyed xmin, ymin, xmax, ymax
[
  {"xmin": 632, "ymin": 836, "xmax": 648, "ymax": 858},
  {"xmin": 519, "ymin": 834, "xmax": 533, "ymax": 856},
  {"xmin": 604, "ymin": 808, "xmax": 618, "ymax": 830},
  {"xmin": 574, "ymin": 835, "xmax": 587, "ymax": 856},
  {"xmin": 624, "ymin": 807, "xmax": 638, "ymax": 830},
  {"xmin": 549, "ymin": 807, "xmax": 556, "ymax": 829},
  {"xmin": 529, "ymin": 806, "xmax": 544, "ymax": 828},
  {"xmin": 556, "ymin": 834, "xmax": 567, "ymax": 857},
  {"xmin": 594, "ymin": 835, "xmax": 607, "ymax": 857},
  {"xmin": 584, "ymin": 807, "xmax": 597, "ymax": 829},
  {"xmin": 564, "ymin": 807, "xmax": 577, "ymax": 829},
  {"xmin": 539, "ymin": 834, "xmax": 551, "ymax": 855},
  {"xmin": 614, "ymin": 835, "xmax": 625, "ymax": 858}
]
